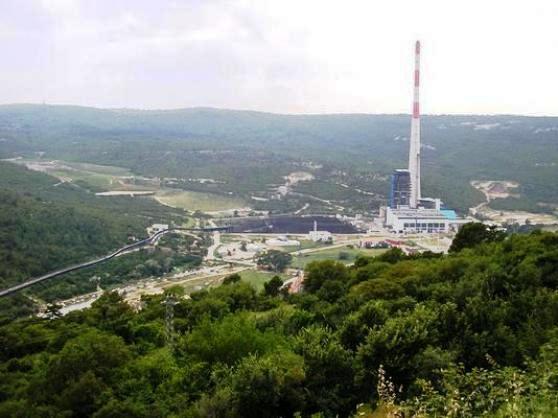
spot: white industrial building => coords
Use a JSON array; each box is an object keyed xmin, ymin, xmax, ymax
[{"xmin": 385, "ymin": 207, "xmax": 452, "ymax": 233}]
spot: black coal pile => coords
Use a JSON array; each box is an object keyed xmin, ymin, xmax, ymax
[{"xmin": 220, "ymin": 215, "xmax": 359, "ymax": 234}]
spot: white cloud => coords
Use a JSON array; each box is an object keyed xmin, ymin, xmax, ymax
[{"xmin": 1, "ymin": 0, "xmax": 558, "ymax": 114}]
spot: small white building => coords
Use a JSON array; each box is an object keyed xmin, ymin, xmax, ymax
[
  {"xmin": 246, "ymin": 243, "xmax": 264, "ymax": 253},
  {"xmin": 148, "ymin": 223, "xmax": 169, "ymax": 235},
  {"xmin": 308, "ymin": 220, "xmax": 332, "ymax": 242}
]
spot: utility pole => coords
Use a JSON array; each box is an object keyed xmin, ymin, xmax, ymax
[
  {"xmin": 162, "ymin": 294, "xmax": 179, "ymax": 349},
  {"xmin": 90, "ymin": 275, "xmax": 102, "ymax": 292}
]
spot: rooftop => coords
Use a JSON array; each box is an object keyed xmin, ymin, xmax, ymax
[{"xmin": 387, "ymin": 207, "xmax": 447, "ymax": 219}]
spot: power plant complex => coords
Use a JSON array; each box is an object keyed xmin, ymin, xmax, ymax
[{"xmin": 382, "ymin": 41, "xmax": 461, "ymax": 233}]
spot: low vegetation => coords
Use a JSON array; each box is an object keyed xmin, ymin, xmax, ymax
[
  {"xmin": 1, "ymin": 225, "xmax": 558, "ymax": 416},
  {"xmin": 290, "ymin": 247, "xmax": 386, "ymax": 269},
  {"xmin": 238, "ymin": 270, "xmax": 288, "ymax": 292}
]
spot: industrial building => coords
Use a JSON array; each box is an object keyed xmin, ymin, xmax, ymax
[
  {"xmin": 389, "ymin": 169, "xmax": 411, "ymax": 208},
  {"xmin": 308, "ymin": 220, "xmax": 332, "ymax": 242},
  {"xmin": 385, "ymin": 207, "xmax": 458, "ymax": 233},
  {"xmin": 383, "ymin": 41, "xmax": 462, "ymax": 234}
]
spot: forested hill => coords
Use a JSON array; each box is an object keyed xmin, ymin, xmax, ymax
[
  {"xmin": 1, "ymin": 228, "xmax": 558, "ymax": 417},
  {"xmin": 0, "ymin": 104, "xmax": 557, "ymax": 212},
  {"xmin": 0, "ymin": 162, "xmax": 183, "ymax": 322}
]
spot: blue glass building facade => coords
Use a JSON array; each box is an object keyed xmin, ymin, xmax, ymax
[{"xmin": 389, "ymin": 169, "xmax": 411, "ymax": 208}]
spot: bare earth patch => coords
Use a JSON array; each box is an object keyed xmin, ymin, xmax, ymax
[
  {"xmin": 471, "ymin": 180, "xmax": 520, "ymax": 200},
  {"xmin": 470, "ymin": 180, "xmax": 558, "ymax": 225}
]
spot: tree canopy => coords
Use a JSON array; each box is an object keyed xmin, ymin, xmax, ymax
[{"xmin": 1, "ymin": 230, "xmax": 558, "ymax": 416}]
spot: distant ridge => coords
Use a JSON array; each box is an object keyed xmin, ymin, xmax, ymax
[{"xmin": 1, "ymin": 103, "xmax": 557, "ymax": 118}]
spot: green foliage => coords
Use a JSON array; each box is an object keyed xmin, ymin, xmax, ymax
[
  {"xmin": 402, "ymin": 342, "xmax": 558, "ymax": 417},
  {"xmin": 338, "ymin": 251, "xmax": 350, "ymax": 260},
  {"xmin": 222, "ymin": 273, "xmax": 241, "ymax": 285},
  {"xmin": 0, "ymin": 162, "xmax": 188, "ymax": 323},
  {"xmin": 304, "ymin": 260, "xmax": 348, "ymax": 298},
  {"xmin": 263, "ymin": 275, "xmax": 283, "ymax": 297},
  {"xmin": 449, "ymin": 222, "xmax": 506, "ymax": 253},
  {"xmin": 376, "ymin": 247, "xmax": 406, "ymax": 263},
  {"xmin": 180, "ymin": 314, "xmax": 287, "ymax": 365},
  {"xmin": 295, "ymin": 326, "xmax": 356, "ymax": 416},
  {"xmin": 4, "ymin": 105, "xmax": 558, "ymax": 215},
  {"xmin": 1, "ymin": 231, "xmax": 558, "ymax": 416},
  {"xmin": 256, "ymin": 250, "xmax": 292, "ymax": 272},
  {"xmin": 85, "ymin": 292, "xmax": 135, "ymax": 340},
  {"xmin": 227, "ymin": 351, "xmax": 306, "ymax": 418}
]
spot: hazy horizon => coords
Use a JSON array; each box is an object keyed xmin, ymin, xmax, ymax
[
  {"xmin": 5, "ymin": 102, "xmax": 558, "ymax": 118},
  {"xmin": 3, "ymin": 0, "xmax": 558, "ymax": 116}
]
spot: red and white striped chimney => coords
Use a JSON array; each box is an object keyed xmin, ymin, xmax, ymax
[
  {"xmin": 413, "ymin": 41, "xmax": 420, "ymax": 119},
  {"xmin": 408, "ymin": 40, "xmax": 421, "ymax": 208}
]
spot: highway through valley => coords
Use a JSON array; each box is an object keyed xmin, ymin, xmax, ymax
[{"xmin": 0, "ymin": 227, "xmax": 227, "ymax": 298}]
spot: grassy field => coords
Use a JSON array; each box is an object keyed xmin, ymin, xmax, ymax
[
  {"xmin": 52, "ymin": 169, "xmax": 131, "ymax": 190},
  {"xmin": 62, "ymin": 163, "xmax": 247, "ymax": 211},
  {"xmin": 290, "ymin": 247, "xmax": 386, "ymax": 269},
  {"xmin": 155, "ymin": 189, "xmax": 246, "ymax": 212},
  {"xmin": 19, "ymin": 159, "xmax": 247, "ymax": 213},
  {"xmin": 64, "ymin": 161, "xmax": 132, "ymax": 176},
  {"xmin": 55, "ymin": 161, "xmax": 247, "ymax": 212},
  {"xmin": 239, "ymin": 269, "xmax": 288, "ymax": 291},
  {"xmin": 220, "ymin": 234, "xmax": 247, "ymax": 244},
  {"xmin": 181, "ymin": 217, "xmax": 197, "ymax": 228},
  {"xmin": 20, "ymin": 159, "xmax": 148, "ymax": 191},
  {"xmin": 170, "ymin": 274, "xmax": 223, "ymax": 294},
  {"xmin": 62, "ymin": 161, "xmax": 132, "ymax": 177}
]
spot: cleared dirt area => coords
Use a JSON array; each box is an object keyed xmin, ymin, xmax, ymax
[
  {"xmin": 479, "ymin": 209, "xmax": 558, "ymax": 225},
  {"xmin": 470, "ymin": 179, "xmax": 558, "ymax": 225},
  {"xmin": 471, "ymin": 180, "xmax": 520, "ymax": 200},
  {"xmin": 285, "ymin": 171, "xmax": 314, "ymax": 185}
]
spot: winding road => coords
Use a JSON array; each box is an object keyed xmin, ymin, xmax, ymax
[{"xmin": 0, "ymin": 227, "xmax": 228, "ymax": 298}]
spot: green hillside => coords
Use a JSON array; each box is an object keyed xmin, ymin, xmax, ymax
[
  {"xmin": 1, "ymin": 105, "xmax": 557, "ymax": 213},
  {"xmin": 1, "ymin": 228, "xmax": 557, "ymax": 416},
  {"xmin": 0, "ymin": 162, "xmax": 190, "ymax": 322}
]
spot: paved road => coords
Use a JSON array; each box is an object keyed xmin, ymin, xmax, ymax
[
  {"xmin": 0, "ymin": 227, "xmax": 228, "ymax": 298},
  {"xmin": 294, "ymin": 203, "xmax": 310, "ymax": 215},
  {"xmin": 205, "ymin": 231, "xmax": 221, "ymax": 261}
]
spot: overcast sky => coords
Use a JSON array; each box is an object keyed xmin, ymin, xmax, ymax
[{"xmin": 2, "ymin": 0, "xmax": 558, "ymax": 115}]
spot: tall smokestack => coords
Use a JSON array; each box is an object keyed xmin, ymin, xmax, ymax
[{"xmin": 408, "ymin": 40, "xmax": 421, "ymax": 208}]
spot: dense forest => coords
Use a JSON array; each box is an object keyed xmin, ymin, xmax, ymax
[
  {"xmin": 1, "ymin": 226, "xmax": 557, "ymax": 417},
  {"xmin": 1, "ymin": 105, "xmax": 557, "ymax": 213},
  {"xmin": 0, "ymin": 162, "xmax": 192, "ymax": 322}
]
